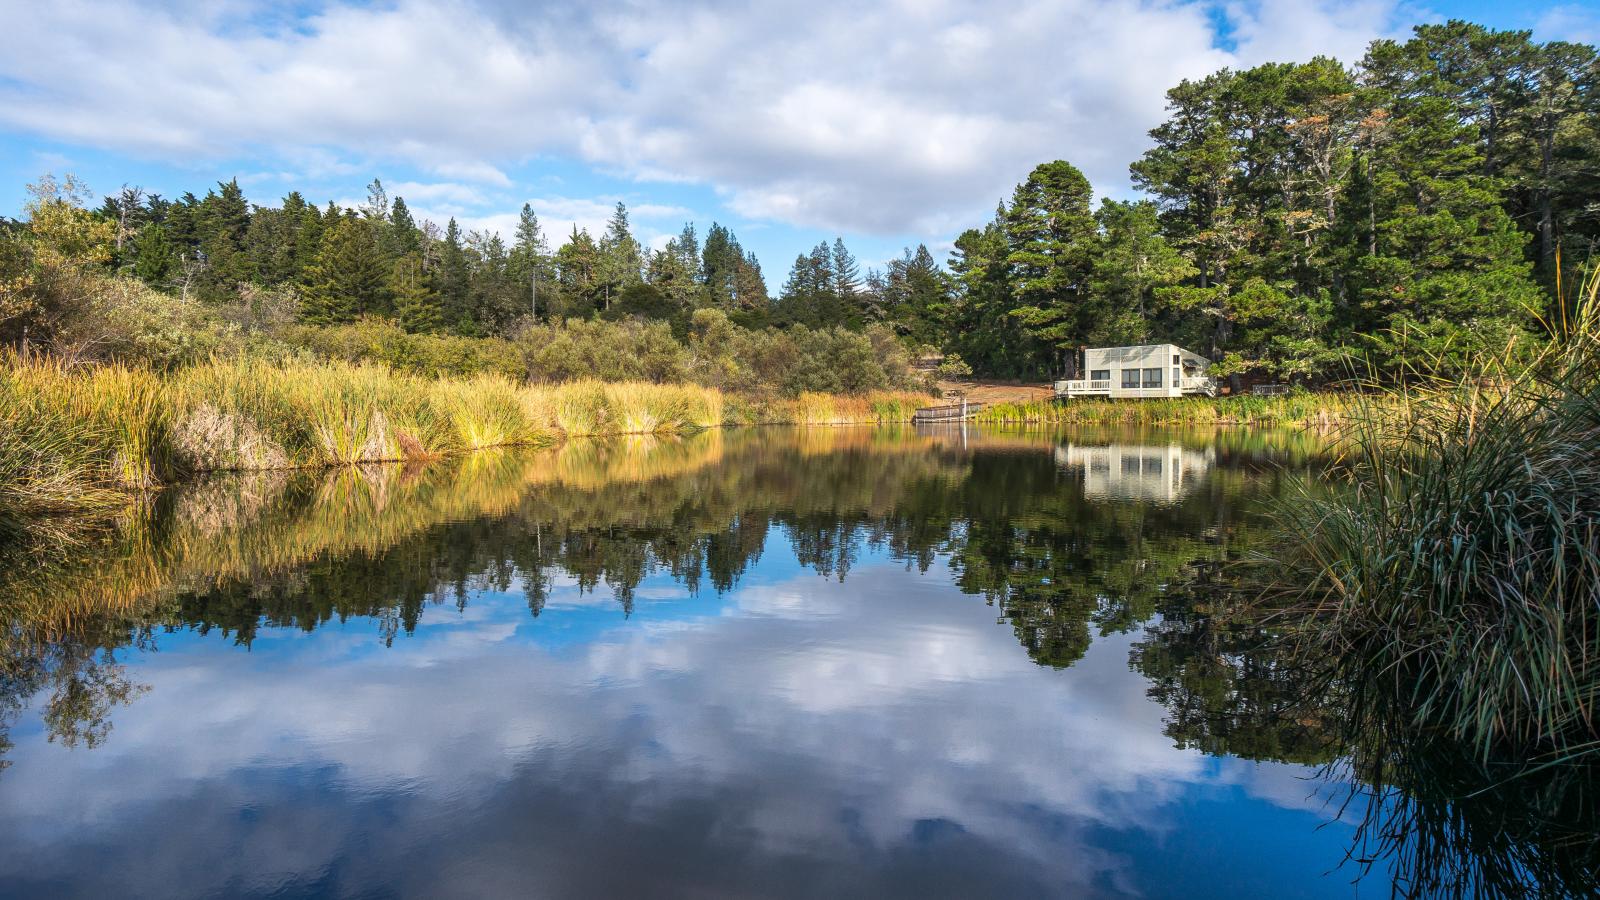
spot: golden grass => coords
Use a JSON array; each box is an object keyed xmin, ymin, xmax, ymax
[
  {"xmin": 975, "ymin": 391, "xmax": 1365, "ymax": 429},
  {"xmin": 0, "ymin": 355, "xmax": 930, "ymax": 516}
]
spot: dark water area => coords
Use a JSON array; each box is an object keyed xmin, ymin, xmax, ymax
[{"xmin": 0, "ymin": 426, "xmax": 1588, "ymax": 898}]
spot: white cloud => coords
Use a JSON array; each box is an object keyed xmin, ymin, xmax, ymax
[
  {"xmin": 0, "ymin": 0, "xmax": 1413, "ymax": 237},
  {"xmin": 1536, "ymin": 4, "xmax": 1600, "ymax": 44}
]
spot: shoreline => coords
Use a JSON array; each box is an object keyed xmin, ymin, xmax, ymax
[{"xmin": 2, "ymin": 354, "xmax": 1356, "ymax": 522}]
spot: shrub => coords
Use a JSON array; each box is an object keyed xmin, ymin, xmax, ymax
[
  {"xmin": 1267, "ymin": 284, "xmax": 1600, "ymax": 761},
  {"xmin": 283, "ymin": 319, "xmax": 523, "ymax": 380}
]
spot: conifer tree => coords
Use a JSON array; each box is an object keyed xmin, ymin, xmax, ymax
[
  {"xmin": 131, "ymin": 222, "xmax": 176, "ymax": 284},
  {"xmin": 1004, "ymin": 160, "xmax": 1099, "ymax": 376},
  {"xmin": 832, "ymin": 237, "xmax": 861, "ymax": 319},
  {"xmin": 508, "ymin": 203, "xmax": 554, "ymax": 321},
  {"xmin": 389, "ymin": 196, "xmax": 421, "ymax": 257},
  {"xmin": 391, "ymin": 251, "xmax": 444, "ymax": 333},
  {"xmin": 302, "ymin": 214, "xmax": 388, "ymax": 324},
  {"xmin": 195, "ymin": 178, "xmax": 253, "ymax": 301},
  {"xmin": 439, "ymin": 218, "xmax": 471, "ymax": 328}
]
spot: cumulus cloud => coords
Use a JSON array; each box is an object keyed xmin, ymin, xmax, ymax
[{"xmin": 0, "ymin": 0, "xmax": 1413, "ymax": 237}]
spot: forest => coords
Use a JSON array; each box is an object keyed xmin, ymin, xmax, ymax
[{"xmin": 2, "ymin": 21, "xmax": 1596, "ymax": 385}]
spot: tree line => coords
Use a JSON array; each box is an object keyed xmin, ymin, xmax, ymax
[
  {"xmin": 942, "ymin": 21, "xmax": 1599, "ymax": 381},
  {"xmin": 6, "ymin": 21, "xmax": 1596, "ymax": 384}
]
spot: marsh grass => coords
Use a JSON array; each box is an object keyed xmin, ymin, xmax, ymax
[
  {"xmin": 0, "ymin": 354, "xmax": 170, "ymax": 519},
  {"xmin": 0, "ymin": 355, "xmax": 925, "ymax": 523},
  {"xmin": 1268, "ymin": 270, "xmax": 1600, "ymax": 762},
  {"xmin": 977, "ymin": 390, "xmax": 1359, "ymax": 428},
  {"xmin": 725, "ymin": 390, "xmax": 931, "ymax": 426}
]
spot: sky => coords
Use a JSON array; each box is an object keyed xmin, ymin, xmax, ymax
[{"xmin": 2, "ymin": 0, "xmax": 1597, "ymax": 280}]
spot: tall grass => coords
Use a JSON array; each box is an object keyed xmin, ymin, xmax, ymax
[
  {"xmin": 725, "ymin": 390, "xmax": 931, "ymax": 426},
  {"xmin": 976, "ymin": 390, "xmax": 1359, "ymax": 429},
  {"xmin": 0, "ymin": 353, "xmax": 170, "ymax": 520},
  {"xmin": 1268, "ymin": 271, "xmax": 1600, "ymax": 762},
  {"xmin": 0, "ymin": 355, "xmax": 926, "ymax": 519}
]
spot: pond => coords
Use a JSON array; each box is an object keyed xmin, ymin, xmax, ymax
[{"xmin": 0, "ymin": 426, "xmax": 1584, "ymax": 897}]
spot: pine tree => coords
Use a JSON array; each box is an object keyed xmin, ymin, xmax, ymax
[
  {"xmin": 1351, "ymin": 82, "xmax": 1541, "ymax": 372},
  {"xmin": 831, "ymin": 237, "xmax": 861, "ymax": 322},
  {"xmin": 362, "ymin": 178, "xmax": 390, "ymax": 222},
  {"xmin": 1004, "ymin": 160, "xmax": 1099, "ymax": 376},
  {"xmin": 597, "ymin": 201, "xmax": 643, "ymax": 310},
  {"xmin": 509, "ymin": 203, "xmax": 553, "ymax": 321},
  {"xmin": 131, "ymin": 222, "xmax": 176, "ymax": 284},
  {"xmin": 439, "ymin": 218, "xmax": 471, "ymax": 329},
  {"xmin": 733, "ymin": 250, "xmax": 769, "ymax": 319},
  {"xmin": 700, "ymin": 223, "xmax": 740, "ymax": 310},
  {"xmin": 302, "ymin": 214, "xmax": 389, "ymax": 324},
  {"xmin": 391, "ymin": 251, "xmax": 444, "ymax": 333},
  {"xmin": 646, "ymin": 238, "xmax": 700, "ymax": 318},
  {"xmin": 1091, "ymin": 200, "xmax": 1195, "ymax": 345},
  {"xmin": 555, "ymin": 226, "xmax": 600, "ymax": 318},
  {"xmin": 389, "ymin": 196, "xmax": 421, "ymax": 257},
  {"xmin": 195, "ymin": 178, "xmax": 253, "ymax": 301}
]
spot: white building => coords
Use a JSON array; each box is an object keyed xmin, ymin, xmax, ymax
[{"xmin": 1054, "ymin": 344, "xmax": 1215, "ymax": 399}]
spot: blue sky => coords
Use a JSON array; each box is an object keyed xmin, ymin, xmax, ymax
[{"xmin": 2, "ymin": 0, "xmax": 1597, "ymax": 282}]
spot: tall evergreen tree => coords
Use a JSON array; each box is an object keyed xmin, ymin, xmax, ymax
[
  {"xmin": 195, "ymin": 178, "xmax": 253, "ymax": 301},
  {"xmin": 302, "ymin": 214, "xmax": 389, "ymax": 324},
  {"xmin": 1091, "ymin": 200, "xmax": 1195, "ymax": 346},
  {"xmin": 508, "ymin": 203, "xmax": 554, "ymax": 322},
  {"xmin": 438, "ymin": 218, "xmax": 471, "ymax": 329},
  {"xmin": 390, "ymin": 251, "xmax": 444, "ymax": 333},
  {"xmin": 1004, "ymin": 160, "xmax": 1099, "ymax": 376},
  {"xmin": 131, "ymin": 222, "xmax": 176, "ymax": 284}
]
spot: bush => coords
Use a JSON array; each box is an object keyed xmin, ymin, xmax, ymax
[
  {"xmin": 517, "ymin": 318, "xmax": 689, "ymax": 384},
  {"xmin": 283, "ymin": 318, "xmax": 523, "ymax": 380},
  {"xmin": 1267, "ymin": 285, "xmax": 1600, "ymax": 761}
]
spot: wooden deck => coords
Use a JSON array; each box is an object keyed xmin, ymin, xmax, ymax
[{"xmin": 912, "ymin": 401, "xmax": 984, "ymax": 424}]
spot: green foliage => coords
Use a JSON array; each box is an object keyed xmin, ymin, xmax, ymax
[
  {"xmin": 301, "ymin": 215, "xmax": 389, "ymax": 324},
  {"xmin": 283, "ymin": 318, "xmax": 523, "ymax": 379},
  {"xmin": 1269, "ymin": 272, "xmax": 1600, "ymax": 762},
  {"xmin": 519, "ymin": 318, "xmax": 690, "ymax": 384},
  {"xmin": 1004, "ymin": 160, "xmax": 1099, "ymax": 368}
]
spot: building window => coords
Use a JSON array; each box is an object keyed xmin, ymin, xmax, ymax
[
  {"xmin": 1090, "ymin": 369, "xmax": 1110, "ymax": 382},
  {"xmin": 1173, "ymin": 367, "xmax": 1180, "ymax": 384},
  {"xmin": 1172, "ymin": 353, "xmax": 1180, "ymax": 364},
  {"xmin": 1142, "ymin": 368, "xmax": 1163, "ymax": 388},
  {"xmin": 1121, "ymin": 369, "xmax": 1141, "ymax": 388}
]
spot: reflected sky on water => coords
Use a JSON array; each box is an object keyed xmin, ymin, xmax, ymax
[{"xmin": 0, "ymin": 426, "xmax": 1386, "ymax": 898}]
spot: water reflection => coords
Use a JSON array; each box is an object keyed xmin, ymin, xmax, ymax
[
  {"xmin": 1054, "ymin": 441, "xmax": 1214, "ymax": 504},
  {"xmin": 0, "ymin": 427, "xmax": 1590, "ymax": 898}
]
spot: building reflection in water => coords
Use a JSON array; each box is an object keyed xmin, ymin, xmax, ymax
[{"xmin": 1053, "ymin": 441, "xmax": 1215, "ymax": 503}]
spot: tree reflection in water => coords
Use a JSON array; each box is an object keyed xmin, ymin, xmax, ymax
[{"xmin": 0, "ymin": 424, "xmax": 1593, "ymax": 895}]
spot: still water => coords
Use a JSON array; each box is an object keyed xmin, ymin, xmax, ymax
[{"xmin": 0, "ymin": 426, "xmax": 1551, "ymax": 897}]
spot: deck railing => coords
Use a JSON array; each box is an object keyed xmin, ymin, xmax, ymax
[{"xmin": 1055, "ymin": 376, "xmax": 1217, "ymax": 397}]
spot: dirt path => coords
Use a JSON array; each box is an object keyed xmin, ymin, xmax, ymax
[{"xmin": 933, "ymin": 379, "xmax": 1054, "ymax": 406}]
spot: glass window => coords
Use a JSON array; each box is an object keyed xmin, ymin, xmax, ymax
[
  {"xmin": 1090, "ymin": 369, "xmax": 1110, "ymax": 382},
  {"xmin": 1142, "ymin": 368, "xmax": 1163, "ymax": 388},
  {"xmin": 1172, "ymin": 353, "xmax": 1180, "ymax": 364},
  {"xmin": 1121, "ymin": 369, "xmax": 1140, "ymax": 388},
  {"xmin": 1173, "ymin": 367, "xmax": 1180, "ymax": 384}
]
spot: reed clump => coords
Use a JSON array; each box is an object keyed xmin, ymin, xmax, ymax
[
  {"xmin": 1268, "ymin": 277, "xmax": 1600, "ymax": 762},
  {"xmin": 0, "ymin": 355, "xmax": 926, "ymax": 520},
  {"xmin": 976, "ymin": 390, "xmax": 1360, "ymax": 428},
  {"xmin": 0, "ymin": 353, "xmax": 171, "ymax": 520}
]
